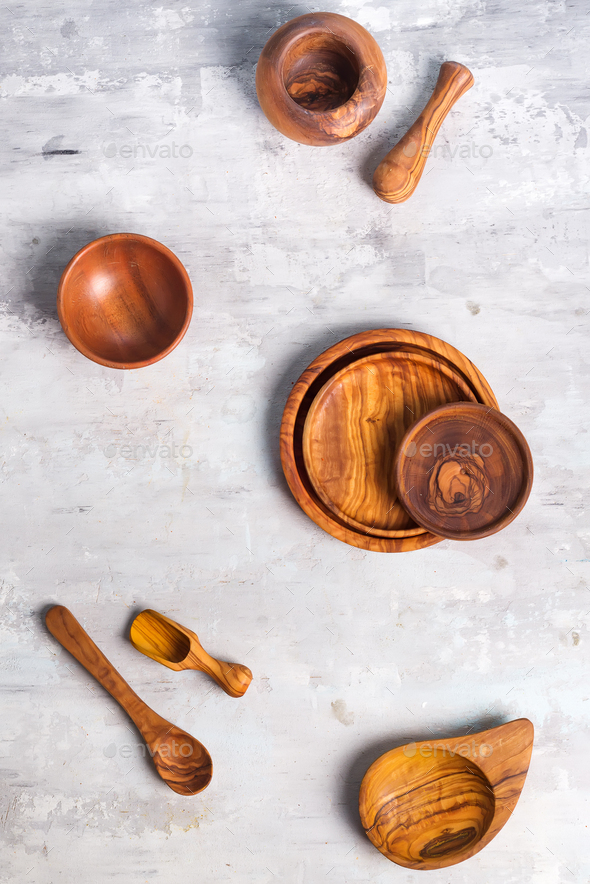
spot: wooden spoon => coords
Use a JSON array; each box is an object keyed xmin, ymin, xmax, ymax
[
  {"xmin": 46, "ymin": 605, "xmax": 212, "ymax": 796},
  {"xmin": 130, "ymin": 609, "xmax": 253, "ymax": 698},
  {"xmin": 359, "ymin": 719, "xmax": 534, "ymax": 870},
  {"xmin": 373, "ymin": 61, "xmax": 474, "ymax": 204}
]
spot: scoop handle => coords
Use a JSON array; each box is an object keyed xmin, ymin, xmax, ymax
[
  {"xmin": 188, "ymin": 643, "xmax": 253, "ymax": 699},
  {"xmin": 46, "ymin": 605, "xmax": 164, "ymax": 738},
  {"xmin": 373, "ymin": 61, "xmax": 474, "ymax": 204}
]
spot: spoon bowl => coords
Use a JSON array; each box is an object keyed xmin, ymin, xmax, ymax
[
  {"xmin": 134, "ymin": 616, "xmax": 191, "ymax": 664},
  {"xmin": 149, "ymin": 724, "xmax": 213, "ymax": 796}
]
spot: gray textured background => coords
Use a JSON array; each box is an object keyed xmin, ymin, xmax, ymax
[{"xmin": 1, "ymin": 0, "xmax": 589, "ymax": 881}]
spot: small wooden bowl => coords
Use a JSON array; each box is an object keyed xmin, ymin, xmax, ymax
[
  {"xmin": 256, "ymin": 12, "xmax": 387, "ymax": 146},
  {"xmin": 395, "ymin": 402, "xmax": 533, "ymax": 540},
  {"xmin": 359, "ymin": 719, "xmax": 534, "ymax": 870},
  {"xmin": 57, "ymin": 233, "xmax": 193, "ymax": 369}
]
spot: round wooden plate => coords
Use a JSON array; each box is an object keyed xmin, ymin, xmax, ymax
[
  {"xmin": 280, "ymin": 330, "xmax": 499, "ymax": 553},
  {"xmin": 395, "ymin": 402, "xmax": 533, "ymax": 540},
  {"xmin": 302, "ymin": 352, "xmax": 478, "ymax": 538}
]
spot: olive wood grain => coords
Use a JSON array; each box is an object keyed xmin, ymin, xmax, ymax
[
  {"xmin": 130, "ymin": 609, "xmax": 252, "ymax": 698},
  {"xmin": 256, "ymin": 12, "xmax": 387, "ymax": 146},
  {"xmin": 373, "ymin": 62, "xmax": 474, "ymax": 204},
  {"xmin": 46, "ymin": 606, "xmax": 212, "ymax": 795},
  {"xmin": 395, "ymin": 402, "xmax": 533, "ymax": 540},
  {"xmin": 57, "ymin": 233, "xmax": 193, "ymax": 369},
  {"xmin": 280, "ymin": 329, "xmax": 498, "ymax": 553},
  {"xmin": 302, "ymin": 351, "xmax": 478, "ymax": 537},
  {"xmin": 359, "ymin": 719, "xmax": 534, "ymax": 870}
]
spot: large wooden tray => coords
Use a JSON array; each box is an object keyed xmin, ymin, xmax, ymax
[{"xmin": 280, "ymin": 330, "xmax": 499, "ymax": 553}]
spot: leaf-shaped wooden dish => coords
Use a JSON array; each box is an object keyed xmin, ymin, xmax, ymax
[
  {"xmin": 280, "ymin": 329, "xmax": 498, "ymax": 552},
  {"xmin": 359, "ymin": 719, "xmax": 534, "ymax": 870}
]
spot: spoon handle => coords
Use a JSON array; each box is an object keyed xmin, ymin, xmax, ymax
[
  {"xmin": 46, "ymin": 605, "xmax": 165, "ymax": 739},
  {"xmin": 188, "ymin": 643, "xmax": 253, "ymax": 699},
  {"xmin": 373, "ymin": 61, "xmax": 474, "ymax": 204}
]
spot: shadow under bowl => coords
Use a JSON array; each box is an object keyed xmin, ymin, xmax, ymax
[{"xmin": 57, "ymin": 233, "xmax": 193, "ymax": 369}]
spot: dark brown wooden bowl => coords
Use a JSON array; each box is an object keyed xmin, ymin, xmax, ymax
[
  {"xmin": 57, "ymin": 233, "xmax": 193, "ymax": 369},
  {"xmin": 256, "ymin": 12, "xmax": 387, "ymax": 146},
  {"xmin": 395, "ymin": 402, "xmax": 533, "ymax": 540}
]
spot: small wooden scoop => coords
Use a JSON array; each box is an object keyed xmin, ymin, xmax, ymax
[
  {"xmin": 373, "ymin": 61, "xmax": 474, "ymax": 204},
  {"xmin": 130, "ymin": 609, "xmax": 253, "ymax": 698},
  {"xmin": 46, "ymin": 606, "xmax": 212, "ymax": 796}
]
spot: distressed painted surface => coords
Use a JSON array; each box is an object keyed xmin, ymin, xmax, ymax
[{"xmin": 0, "ymin": 0, "xmax": 589, "ymax": 881}]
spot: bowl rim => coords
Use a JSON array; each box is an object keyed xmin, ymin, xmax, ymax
[
  {"xmin": 279, "ymin": 22, "xmax": 363, "ymax": 116},
  {"xmin": 359, "ymin": 745, "xmax": 494, "ymax": 868},
  {"xmin": 56, "ymin": 232, "xmax": 194, "ymax": 370}
]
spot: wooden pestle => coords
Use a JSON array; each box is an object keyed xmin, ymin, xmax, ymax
[{"xmin": 373, "ymin": 62, "xmax": 474, "ymax": 204}]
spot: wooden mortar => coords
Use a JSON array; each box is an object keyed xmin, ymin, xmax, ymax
[{"xmin": 256, "ymin": 12, "xmax": 387, "ymax": 146}]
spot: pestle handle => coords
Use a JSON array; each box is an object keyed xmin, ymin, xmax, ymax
[{"xmin": 373, "ymin": 62, "xmax": 474, "ymax": 204}]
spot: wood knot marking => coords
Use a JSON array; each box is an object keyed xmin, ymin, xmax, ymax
[
  {"xmin": 428, "ymin": 453, "xmax": 489, "ymax": 516},
  {"xmin": 420, "ymin": 826, "xmax": 478, "ymax": 859}
]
